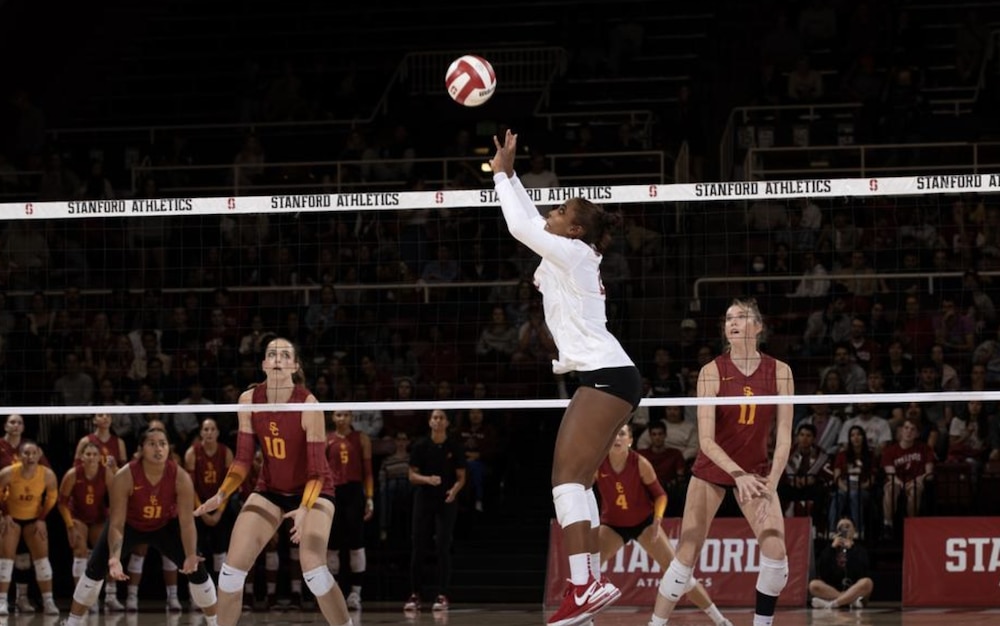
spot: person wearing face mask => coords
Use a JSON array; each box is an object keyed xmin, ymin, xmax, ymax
[{"xmin": 808, "ymin": 517, "xmax": 873, "ymax": 610}]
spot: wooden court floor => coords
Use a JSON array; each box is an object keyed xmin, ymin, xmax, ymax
[{"xmin": 7, "ymin": 604, "xmax": 997, "ymax": 626}]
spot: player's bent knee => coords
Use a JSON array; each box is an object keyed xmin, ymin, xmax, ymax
[
  {"xmin": 217, "ymin": 563, "xmax": 248, "ymax": 594},
  {"xmin": 552, "ymin": 483, "xmax": 589, "ymax": 528},
  {"xmin": 72, "ymin": 575, "xmax": 105, "ymax": 607},
  {"xmin": 0, "ymin": 559, "xmax": 13, "ymax": 583},
  {"xmin": 302, "ymin": 565, "xmax": 335, "ymax": 597},
  {"xmin": 189, "ymin": 578, "xmax": 218, "ymax": 608},
  {"xmin": 33, "ymin": 558, "xmax": 53, "ymax": 582},
  {"xmin": 658, "ymin": 559, "xmax": 694, "ymax": 602},
  {"xmin": 161, "ymin": 557, "xmax": 178, "ymax": 572},
  {"xmin": 755, "ymin": 556, "xmax": 788, "ymax": 597},
  {"xmin": 349, "ymin": 549, "xmax": 365, "ymax": 573},
  {"xmin": 127, "ymin": 554, "xmax": 145, "ymax": 575}
]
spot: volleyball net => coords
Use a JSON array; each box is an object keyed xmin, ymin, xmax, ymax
[{"xmin": 2, "ymin": 171, "xmax": 1000, "ymax": 421}]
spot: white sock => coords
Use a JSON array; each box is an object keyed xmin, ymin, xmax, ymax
[
  {"xmin": 204, "ymin": 615, "xmax": 218, "ymax": 626},
  {"xmin": 590, "ymin": 553, "xmax": 601, "ymax": 580},
  {"xmin": 704, "ymin": 603, "xmax": 724, "ymax": 624},
  {"xmin": 753, "ymin": 615, "xmax": 774, "ymax": 626},
  {"xmin": 568, "ymin": 553, "xmax": 590, "ymax": 585},
  {"xmin": 42, "ymin": 592, "xmax": 53, "ymax": 603},
  {"xmin": 166, "ymin": 585, "xmax": 178, "ymax": 599},
  {"xmin": 16, "ymin": 583, "xmax": 27, "ymax": 599},
  {"xmin": 127, "ymin": 585, "xmax": 138, "ymax": 599},
  {"xmin": 65, "ymin": 614, "xmax": 86, "ymax": 626},
  {"xmin": 650, "ymin": 615, "xmax": 668, "ymax": 626},
  {"xmin": 267, "ymin": 581, "xmax": 276, "ymax": 595},
  {"xmin": 291, "ymin": 579, "xmax": 302, "ymax": 594},
  {"xmin": 351, "ymin": 585, "xmax": 361, "ymax": 595}
]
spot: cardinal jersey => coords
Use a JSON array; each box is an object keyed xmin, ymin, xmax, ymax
[
  {"xmin": 190, "ymin": 441, "xmax": 231, "ymax": 502},
  {"xmin": 67, "ymin": 462, "xmax": 108, "ymax": 524},
  {"xmin": 880, "ymin": 442, "xmax": 935, "ymax": 482},
  {"xmin": 596, "ymin": 451, "xmax": 652, "ymax": 527},
  {"xmin": 251, "ymin": 385, "xmax": 335, "ymax": 496},
  {"xmin": 86, "ymin": 433, "xmax": 126, "ymax": 467},
  {"xmin": 692, "ymin": 353, "xmax": 779, "ymax": 486},
  {"xmin": 126, "ymin": 459, "xmax": 178, "ymax": 532},
  {"xmin": 327, "ymin": 430, "xmax": 364, "ymax": 486}
]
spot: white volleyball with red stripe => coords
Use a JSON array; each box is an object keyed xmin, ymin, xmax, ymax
[{"xmin": 445, "ymin": 55, "xmax": 497, "ymax": 107}]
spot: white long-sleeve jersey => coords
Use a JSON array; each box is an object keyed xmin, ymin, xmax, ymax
[{"xmin": 494, "ymin": 172, "xmax": 634, "ymax": 374}]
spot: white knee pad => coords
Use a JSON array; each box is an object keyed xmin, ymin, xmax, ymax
[
  {"xmin": 755, "ymin": 556, "xmax": 789, "ymax": 597},
  {"xmin": 162, "ymin": 557, "xmax": 178, "ymax": 572},
  {"xmin": 552, "ymin": 483, "xmax": 589, "ymax": 528},
  {"xmin": 585, "ymin": 488, "xmax": 600, "ymax": 528},
  {"xmin": 349, "ymin": 549, "xmax": 366, "ymax": 573},
  {"xmin": 14, "ymin": 553, "xmax": 30, "ymax": 570},
  {"xmin": 0, "ymin": 559, "xmax": 13, "ymax": 583},
  {"xmin": 327, "ymin": 550, "xmax": 340, "ymax": 575},
  {"xmin": 213, "ymin": 553, "xmax": 227, "ymax": 573},
  {"xmin": 188, "ymin": 578, "xmax": 218, "ymax": 609},
  {"xmin": 658, "ymin": 559, "xmax": 694, "ymax": 602},
  {"xmin": 302, "ymin": 565, "xmax": 335, "ymax": 597},
  {"xmin": 127, "ymin": 554, "xmax": 145, "ymax": 575},
  {"xmin": 289, "ymin": 547, "xmax": 299, "ymax": 562},
  {"xmin": 72, "ymin": 557, "xmax": 89, "ymax": 579},
  {"xmin": 72, "ymin": 575, "xmax": 105, "ymax": 607},
  {"xmin": 265, "ymin": 551, "xmax": 279, "ymax": 571},
  {"xmin": 217, "ymin": 563, "xmax": 248, "ymax": 594},
  {"xmin": 33, "ymin": 558, "xmax": 53, "ymax": 582}
]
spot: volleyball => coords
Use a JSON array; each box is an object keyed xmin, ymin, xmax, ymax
[{"xmin": 445, "ymin": 54, "xmax": 496, "ymax": 107}]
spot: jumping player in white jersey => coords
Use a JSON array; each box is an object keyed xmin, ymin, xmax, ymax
[{"xmin": 492, "ymin": 130, "xmax": 642, "ymax": 626}]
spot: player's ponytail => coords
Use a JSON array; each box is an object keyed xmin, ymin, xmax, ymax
[{"xmin": 572, "ymin": 198, "xmax": 621, "ymax": 255}]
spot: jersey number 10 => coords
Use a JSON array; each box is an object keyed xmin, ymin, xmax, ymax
[{"xmin": 263, "ymin": 436, "xmax": 287, "ymax": 459}]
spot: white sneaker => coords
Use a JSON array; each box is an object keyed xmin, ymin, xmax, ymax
[
  {"xmin": 346, "ymin": 591, "xmax": 361, "ymax": 611},
  {"xmin": 16, "ymin": 595, "xmax": 36, "ymax": 613},
  {"xmin": 811, "ymin": 597, "xmax": 833, "ymax": 610},
  {"xmin": 42, "ymin": 598, "xmax": 60, "ymax": 616},
  {"xmin": 105, "ymin": 595, "xmax": 125, "ymax": 612},
  {"xmin": 166, "ymin": 596, "xmax": 183, "ymax": 612},
  {"xmin": 852, "ymin": 597, "xmax": 865, "ymax": 610},
  {"xmin": 125, "ymin": 595, "xmax": 138, "ymax": 612}
]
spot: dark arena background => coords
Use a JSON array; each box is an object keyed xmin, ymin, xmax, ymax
[{"xmin": 1, "ymin": 0, "xmax": 1000, "ymax": 624}]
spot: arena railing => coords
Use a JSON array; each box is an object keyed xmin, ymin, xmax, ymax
[
  {"xmin": 130, "ymin": 151, "xmax": 668, "ymax": 196},
  {"xmin": 717, "ymin": 29, "xmax": 999, "ymax": 180},
  {"xmin": 743, "ymin": 141, "xmax": 1000, "ymax": 180},
  {"xmin": 718, "ymin": 102, "xmax": 864, "ymax": 181},
  {"xmin": 3, "ymin": 280, "xmax": 521, "ymax": 308},
  {"xmin": 690, "ymin": 270, "xmax": 1000, "ymax": 312}
]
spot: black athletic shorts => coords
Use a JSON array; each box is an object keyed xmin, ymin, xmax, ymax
[
  {"xmin": 257, "ymin": 490, "xmax": 335, "ymax": 513},
  {"xmin": 578, "ymin": 365, "xmax": 643, "ymax": 409},
  {"xmin": 608, "ymin": 514, "xmax": 655, "ymax": 544},
  {"xmin": 329, "ymin": 482, "xmax": 366, "ymax": 550}
]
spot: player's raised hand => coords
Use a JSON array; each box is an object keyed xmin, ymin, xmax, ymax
[{"xmin": 489, "ymin": 129, "xmax": 517, "ymax": 177}]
